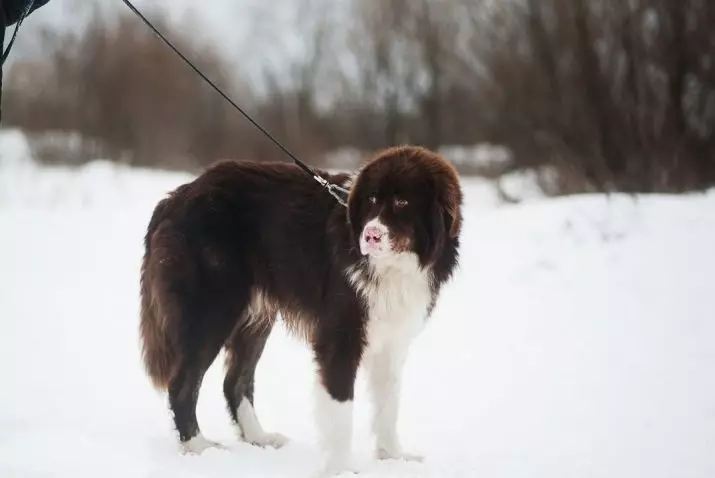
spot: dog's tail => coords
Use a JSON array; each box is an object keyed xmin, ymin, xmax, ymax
[
  {"xmin": 139, "ymin": 274, "xmax": 178, "ymax": 390},
  {"xmin": 139, "ymin": 198, "xmax": 181, "ymax": 391}
]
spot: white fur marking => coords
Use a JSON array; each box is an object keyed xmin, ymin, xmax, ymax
[
  {"xmin": 350, "ymin": 252, "xmax": 432, "ymax": 351},
  {"xmin": 236, "ymin": 397, "xmax": 288, "ymax": 448},
  {"xmin": 180, "ymin": 433, "xmax": 224, "ymax": 455},
  {"xmin": 364, "ymin": 343, "xmax": 423, "ymax": 461},
  {"xmin": 314, "ymin": 383, "xmax": 356, "ymax": 473},
  {"xmin": 346, "ymin": 251, "xmax": 432, "ymax": 461},
  {"xmin": 243, "ymin": 288, "xmax": 277, "ymax": 333}
]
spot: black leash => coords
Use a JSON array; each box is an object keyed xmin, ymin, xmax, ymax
[
  {"xmin": 2, "ymin": 0, "xmax": 36, "ymax": 66},
  {"xmin": 120, "ymin": 0, "xmax": 349, "ymax": 207}
]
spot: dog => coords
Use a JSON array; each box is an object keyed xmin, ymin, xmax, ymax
[{"xmin": 139, "ymin": 145, "xmax": 463, "ymax": 474}]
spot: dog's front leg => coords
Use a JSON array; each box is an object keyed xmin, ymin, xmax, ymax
[
  {"xmin": 365, "ymin": 339, "xmax": 423, "ymax": 462},
  {"xmin": 312, "ymin": 327, "xmax": 364, "ymax": 475}
]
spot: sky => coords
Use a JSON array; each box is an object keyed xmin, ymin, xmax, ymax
[
  {"xmin": 7, "ymin": 0, "xmax": 311, "ymax": 88},
  {"xmin": 17, "ymin": 0, "xmax": 297, "ymax": 46}
]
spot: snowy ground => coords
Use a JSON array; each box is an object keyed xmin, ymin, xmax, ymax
[{"xmin": 2, "ymin": 130, "xmax": 715, "ymax": 478}]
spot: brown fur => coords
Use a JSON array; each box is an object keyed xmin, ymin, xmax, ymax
[
  {"xmin": 349, "ymin": 145, "xmax": 463, "ymax": 238},
  {"xmin": 139, "ymin": 200, "xmax": 181, "ymax": 390},
  {"xmin": 137, "ymin": 145, "xmax": 463, "ymax": 449}
]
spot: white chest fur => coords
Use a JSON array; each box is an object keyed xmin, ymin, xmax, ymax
[
  {"xmin": 347, "ymin": 253, "xmax": 433, "ymax": 353},
  {"xmin": 341, "ymin": 252, "xmax": 432, "ymax": 464}
]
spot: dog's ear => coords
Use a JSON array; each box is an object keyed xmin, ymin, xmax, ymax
[
  {"xmin": 414, "ymin": 148, "xmax": 462, "ymax": 240},
  {"xmin": 441, "ymin": 180, "xmax": 462, "ymax": 238},
  {"xmin": 427, "ymin": 194, "xmax": 447, "ymax": 265},
  {"xmin": 428, "ymin": 154, "xmax": 462, "ymax": 239},
  {"xmin": 346, "ymin": 176, "xmax": 366, "ymax": 243}
]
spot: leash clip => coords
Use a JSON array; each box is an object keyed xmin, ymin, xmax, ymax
[
  {"xmin": 327, "ymin": 183, "xmax": 349, "ymax": 208},
  {"xmin": 314, "ymin": 174, "xmax": 348, "ymax": 207}
]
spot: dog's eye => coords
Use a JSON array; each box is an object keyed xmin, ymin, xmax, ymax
[
  {"xmin": 394, "ymin": 198, "xmax": 408, "ymax": 208},
  {"xmin": 368, "ymin": 196, "xmax": 377, "ymax": 204}
]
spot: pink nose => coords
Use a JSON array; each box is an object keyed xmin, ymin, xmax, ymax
[{"xmin": 364, "ymin": 226, "xmax": 384, "ymax": 244}]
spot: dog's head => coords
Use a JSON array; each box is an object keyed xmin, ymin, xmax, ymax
[{"xmin": 347, "ymin": 145, "xmax": 462, "ymax": 267}]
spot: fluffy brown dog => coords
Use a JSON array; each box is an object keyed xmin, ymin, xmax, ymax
[{"xmin": 139, "ymin": 145, "xmax": 463, "ymax": 474}]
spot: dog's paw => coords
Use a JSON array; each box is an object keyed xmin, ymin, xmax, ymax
[
  {"xmin": 247, "ymin": 431, "xmax": 290, "ymax": 449},
  {"xmin": 180, "ymin": 434, "xmax": 225, "ymax": 455},
  {"xmin": 313, "ymin": 454, "xmax": 364, "ymax": 477},
  {"xmin": 314, "ymin": 462, "xmax": 362, "ymax": 477},
  {"xmin": 377, "ymin": 447, "xmax": 424, "ymax": 463}
]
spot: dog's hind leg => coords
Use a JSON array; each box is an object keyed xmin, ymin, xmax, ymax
[
  {"xmin": 223, "ymin": 311, "xmax": 287, "ymax": 448},
  {"xmin": 168, "ymin": 307, "xmax": 238, "ymax": 454},
  {"xmin": 169, "ymin": 361, "xmax": 220, "ymax": 454}
]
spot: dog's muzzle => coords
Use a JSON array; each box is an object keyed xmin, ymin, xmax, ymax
[{"xmin": 359, "ymin": 219, "xmax": 390, "ymax": 257}]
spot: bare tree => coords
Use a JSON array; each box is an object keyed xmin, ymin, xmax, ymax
[
  {"xmin": 470, "ymin": 0, "xmax": 715, "ymax": 192},
  {"xmin": 4, "ymin": 0, "xmax": 714, "ymax": 191}
]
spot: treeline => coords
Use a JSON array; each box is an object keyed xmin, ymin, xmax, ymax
[{"xmin": 4, "ymin": 0, "xmax": 715, "ymax": 192}]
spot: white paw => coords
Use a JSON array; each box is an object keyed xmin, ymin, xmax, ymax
[
  {"xmin": 246, "ymin": 431, "xmax": 290, "ymax": 449},
  {"xmin": 377, "ymin": 447, "xmax": 424, "ymax": 463},
  {"xmin": 315, "ymin": 458, "xmax": 363, "ymax": 477},
  {"xmin": 180, "ymin": 434, "xmax": 225, "ymax": 455}
]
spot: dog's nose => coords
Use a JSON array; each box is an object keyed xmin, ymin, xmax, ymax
[{"xmin": 364, "ymin": 226, "xmax": 384, "ymax": 244}]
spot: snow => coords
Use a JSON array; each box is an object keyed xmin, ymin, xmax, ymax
[{"xmin": 1, "ymin": 129, "xmax": 715, "ymax": 477}]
